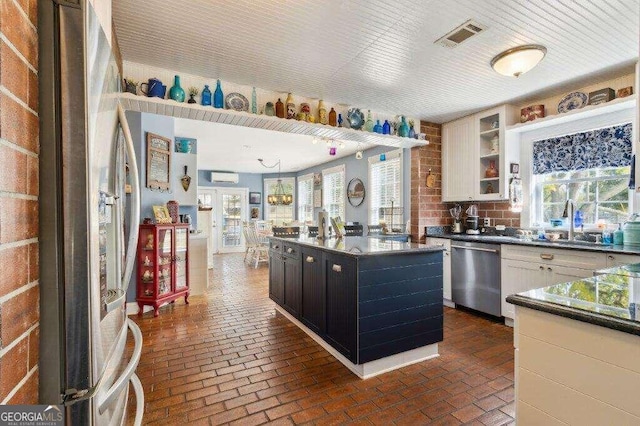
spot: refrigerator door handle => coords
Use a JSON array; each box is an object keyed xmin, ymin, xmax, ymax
[
  {"xmin": 129, "ymin": 373, "xmax": 144, "ymax": 426},
  {"xmin": 97, "ymin": 319, "xmax": 142, "ymax": 414},
  {"xmin": 118, "ymin": 103, "xmax": 140, "ymax": 290}
]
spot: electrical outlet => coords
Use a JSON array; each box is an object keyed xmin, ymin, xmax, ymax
[{"xmin": 483, "ymin": 217, "xmax": 491, "ymax": 227}]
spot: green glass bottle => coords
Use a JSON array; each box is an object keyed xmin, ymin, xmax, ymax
[{"xmin": 169, "ymin": 75, "xmax": 185, "ymax": 102}]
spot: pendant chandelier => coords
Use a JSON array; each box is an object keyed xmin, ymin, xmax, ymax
[{"xmin": 258, "ymin": 159, "xmax": 293, "ymax": 206}]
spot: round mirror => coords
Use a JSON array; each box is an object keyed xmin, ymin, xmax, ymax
[{"xmin": 347, "ymin": 178, "xmax": 366, "ymax": 207}]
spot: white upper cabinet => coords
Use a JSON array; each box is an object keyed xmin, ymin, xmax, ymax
[
  {"xmin": 442, "ymin": 105, "xmax": 518, "ymax": 202},
  {"xmin": 442, "ymin": 116, "xmax": 475, "ymax": 202}
]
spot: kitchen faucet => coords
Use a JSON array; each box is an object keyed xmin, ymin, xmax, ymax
[{"xmin": 562, "ymin": 199, "xmax": 575, "ymax": 241}]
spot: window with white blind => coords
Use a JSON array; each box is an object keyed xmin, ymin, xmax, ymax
[
  {"xmin": 322, "ymin": 165, "xmax": 345, "ymax": 220},
  {"xmin": 264, "ymin": 177, "xmax": 295, "ymax": 226},
  {"xmin": 368, "ymin": 150, "xmax": 403, "ymax": 225},
  {"xmin": 297, "ymin": 173, "xmax": 314, "ymax": 223}
]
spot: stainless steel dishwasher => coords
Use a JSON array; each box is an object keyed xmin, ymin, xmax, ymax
[{"xmin": 451, "ymin": 241, "xmax": 501, "ymax": 317}]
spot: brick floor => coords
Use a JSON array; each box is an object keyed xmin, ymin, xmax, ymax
[{"xmin": 128, "ymin": 254, "xmax": 515, "ymax": 425}]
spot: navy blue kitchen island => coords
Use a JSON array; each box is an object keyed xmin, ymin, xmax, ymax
[{"xmin": 268, "ymin": 236, "xmax": 445, "ymax": 378}]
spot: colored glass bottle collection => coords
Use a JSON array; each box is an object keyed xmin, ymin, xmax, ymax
[{"xmin": 135, "ymin": 75, "xmax": 417, "ymax": 138}]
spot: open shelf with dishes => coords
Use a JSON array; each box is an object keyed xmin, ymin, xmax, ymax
[{"xmin": 136, "ymin": 224, "xmax": 190, "ymax": 316}]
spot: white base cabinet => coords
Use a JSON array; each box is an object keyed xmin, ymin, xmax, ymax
[
  {"xmin": 501, "ymin": 245, "xmax": 607, "ymax": 319},
  {"xmin": 605, "ymin": 252, "xmax": 640, "ymax": 267},
  {"xmin": 427, "ymin": 238, "xmax": 452, "ymax": 304},
  {"xmin": 514, "ymin": 306, "xmax": 640, "ymax": 424}
]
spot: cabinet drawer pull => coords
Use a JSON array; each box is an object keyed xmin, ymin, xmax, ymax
[
  {"xmin": 332, "ymin": 264, "xmax": 342, "ymax": 273},
  {"xmin": 608, "ymin": 255, "xmax": 614, "ymax": 260},
  {"xmin": 539, "ymin": 265, "xmax": 544, "ymax": 270},
  {"xmin": 444, "ymin": 252, "xmax": 449, "ymax": 256},
  {"xmin": 306, "ymin": 256, "xmax": 315, "ymax": 263},
  {"xmin": 286, "ymin": 247, "xmax": 294, "ymax": 254},
  {"xmin": 547, "ymin": 267, "xmax": 552, "ymax": 271},
  {"xmin": 540, "ymin": 253, "xmax": 554, "ymax": 260},
  {"xmin": 273, "ymin": 245, "xmax": 279, "ymax": 250}
]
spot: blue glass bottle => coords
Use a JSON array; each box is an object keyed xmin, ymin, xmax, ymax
[
  {"xmin": 373, "ymin": 120, "xmax": 382, "ymax": 134},
  {"xmin": 337, "ymin": 114, "xmax": 343, "ymax": 127},
  {"xmin": 382, "ymin": 120, "xmax": 391, "ymax": 135},
  {"xmin": 201, "ymin": 85, "xmax": 212, "ymax": 106},
  {"xmin": 213, "ymin": 79, "xmax": 224, "ymax": 108},
  {"xmin": 169, "ymin": 75, "xmax": 185, "ymax": 102},
  {"xmin": 574, "ymin": 210, "xmax": 584, "ymax": 229}
]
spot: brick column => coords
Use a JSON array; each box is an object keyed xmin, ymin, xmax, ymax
[
  {"xmin": 410, "ymin": 122, "xmax": 449, "ymax": 241},
  {"xmin": 0, "ymin": 0, "xmax": 39, "ymax": 404}
]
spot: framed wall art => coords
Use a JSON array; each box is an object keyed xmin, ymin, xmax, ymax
[
  {"xmin": 146, "ymin": 132, "xmax": 172, "ymax": 191},
  {"xmin": 249, "ymin": 192, "xmax": 261, "ymax": 205}
]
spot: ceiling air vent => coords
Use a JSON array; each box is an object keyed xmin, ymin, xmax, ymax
[{"xmin": 435, "ymin": 19, "xmax": 487, "ymax": 48}]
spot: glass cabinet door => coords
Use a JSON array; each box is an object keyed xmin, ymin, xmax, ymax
[
  {"xmin": 174, "ymin": 227, "xmax": 188, "ymax": 290},
  {"xmin": 222, "ymin": 193, "xmax": 243, "ymax": 249},
  {"xmin": 139, "ymin": 226, "xmax": 156, "ymax": 298},
  {"xmin": 157, "ymin": 227, "xmax": 172, "ymax": 296}
]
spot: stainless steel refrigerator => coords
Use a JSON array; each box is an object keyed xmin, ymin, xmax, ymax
[{"xmin": 39, "ymin": 1, "xmax": 143, "ymax": 424}]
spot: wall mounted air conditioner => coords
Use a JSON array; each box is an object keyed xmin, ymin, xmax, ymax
[{"xmin": 210, "ymin": 172, "xmax": 239, "ymax": 183}]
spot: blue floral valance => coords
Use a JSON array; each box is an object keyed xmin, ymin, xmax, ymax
[{"xmin": 532, "ymin": 123, "xmax": 632, "ymax": 175}]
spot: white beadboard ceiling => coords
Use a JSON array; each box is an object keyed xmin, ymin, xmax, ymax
[
  {"xmin": 175, "ymin": 118, "xmax": 375, "ymax": 174},
  {"xmin": 112, "ymin": 0, "xmax": 639, "ymax": 123}
]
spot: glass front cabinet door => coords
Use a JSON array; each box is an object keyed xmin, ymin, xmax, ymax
[{"xmin": 137, "ymin": 224, "xmax": 190, "ymax": 316}]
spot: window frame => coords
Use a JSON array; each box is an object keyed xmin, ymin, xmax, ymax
[
  {"xmin": 322, "ymin": 164, "xmax": 346, "ymax": 220},
  {"xmin": 367, "ymin": 149, "xmax": 403, "ymax": 225},
  {"xmin": 532, "ymin": 166, "xmax": 631, "ymax": 229},
  {"xmin": 297, "ymin": 172, "xmax": 314, "ymax": 223},
  {"xmin": 263, "ymin": 177, "xmax": 296, "ymax": 225}
]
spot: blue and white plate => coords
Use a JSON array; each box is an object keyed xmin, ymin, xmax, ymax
[
  {"xmin": 225, "ymin": 93, "xmax": 249, "ymax": 111},
  {"xmin": 557, "ymin": 92, "xmax": 588, "ymax": 113}
]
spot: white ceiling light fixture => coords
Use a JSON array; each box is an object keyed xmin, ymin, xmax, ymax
[{"xmin": 491, "ymin": 45, "xmax": 547, "ymax": 77}]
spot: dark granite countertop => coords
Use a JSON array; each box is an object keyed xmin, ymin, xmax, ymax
[
  {"xmin": 427, "ymin": 233, "xmax": 640, "ymax": 255},
  {"xmin": 507, "ymin": 273, "xmax": 640, "ymax": 336},
  {"xmin": 268, "ymin": 236, "xmax": 444, "ymax": 257}
]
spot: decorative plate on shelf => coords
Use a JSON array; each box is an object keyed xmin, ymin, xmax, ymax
[
  {"xmin": 225, "ymin": 93, "xmax": 249, "ymax": 111},
  {"xmin": 557, "ymin": 92, "xmax": 588, "ymax": 113}
]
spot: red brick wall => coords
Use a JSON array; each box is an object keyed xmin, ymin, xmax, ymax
[
  {"xmin": 410, "ymin": 121, "xmax": 520, "ymax": 240},
  {"xmin": 0, "ymin": 0, "xmax": 39, "ymax": 404}
]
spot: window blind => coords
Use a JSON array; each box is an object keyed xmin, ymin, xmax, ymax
[
  {"xmin": 297, "ymin": 174, "xmax": 314, "ymax": 223},
  {"xmin": 323, "ymin": 166, "xmax": 345, "ymax": 220},
  {"xmin": 369, "ymin": 151, "xmax": 402, "ymax": 224},
  {"xmin": 532, "ymin": 123, "xmax": 632, "ymax": 175}
]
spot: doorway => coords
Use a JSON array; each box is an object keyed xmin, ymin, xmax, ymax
[{"xmin": 197, "ymin": 187, "xmax": 249, "ymax": 254}]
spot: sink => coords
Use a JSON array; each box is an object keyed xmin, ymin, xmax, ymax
[{"xmin": 549, "ymin": 239, "xmax": 611, "ymax": 247}]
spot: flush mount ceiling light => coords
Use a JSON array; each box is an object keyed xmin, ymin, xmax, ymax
[{"xmin": 491, "ymin": 44, "xmax": 547, "ymax": 77}]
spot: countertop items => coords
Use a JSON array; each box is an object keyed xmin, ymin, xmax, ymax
[
  {"xmin": 268, "ymin": 236, "xmax": 443, "ymax": 257},
  {"xmin": 507, "ymin": 273, "xmax": 640, "ymax": 336},
  {"xmin": 427, "ymin": 233, "xmax": 640, "ymax": 255}
]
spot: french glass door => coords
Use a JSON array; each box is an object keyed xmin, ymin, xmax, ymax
[{"xmin": 197, "ymin": 187, "xmax": 248, "ymax": 254}]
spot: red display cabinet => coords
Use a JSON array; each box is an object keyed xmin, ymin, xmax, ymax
[{"xmin": 136, "ymin": 224, "xmax": 190, "ymax": 316}]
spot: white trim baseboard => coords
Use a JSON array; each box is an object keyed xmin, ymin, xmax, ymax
[{"xmin": 274, "ymin": 305, "xmax": 439, "ymax": 379}]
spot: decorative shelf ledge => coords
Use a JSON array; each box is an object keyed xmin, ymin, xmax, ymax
[
  {"xmin": 480, "ymin": 128, "xmax": 499, "ymax": 136},
  {"xmin": 480, "ymin": 177, "xmax": 499, "ymax": 181},
  {"xmin": 480, "ymin": 153, "xmax": 499, "ymax": 159},
  {"xmin": 119, "ymin": 93, "xmax": 428, "ymax": 149},
  {"xmin": 506, "ymin": 95, "xmax": 636, "ymax": 134}
]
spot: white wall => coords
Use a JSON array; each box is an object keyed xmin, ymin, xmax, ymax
[{"xmin": 88, "ymin": 0, "xmax": 111, "ymax": 43}]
